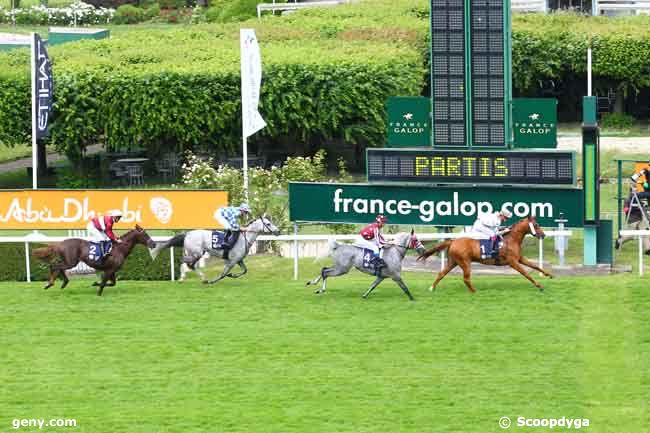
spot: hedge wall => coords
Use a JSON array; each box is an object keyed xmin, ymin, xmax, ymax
[
  {"xmin": 2, "ymin": 243, "xmax": 183, "ymax": 282},
  {"xmin": 1, "ymin": 2, "xmax": 650, "ymax": 155},
  {"xmin": 0, "ymin": 1, "xmax": 426, "ymax": 157}
]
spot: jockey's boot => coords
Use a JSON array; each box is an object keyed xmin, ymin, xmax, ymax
[
  {"xmin": 373, "ymin": 256, "xmax": 386, "ymax": 276},
  {"xmin": 490, "ymin": 236, "xmax": 499, "ymax": 258},
  {"xmin": 221, "ymin": 230, "xmax": 232, "ymax": 259}
]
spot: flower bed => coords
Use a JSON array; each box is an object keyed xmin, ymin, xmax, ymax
[{"xmin": 0, "ymin": 1, "xmax": 114, "ymax": 26}]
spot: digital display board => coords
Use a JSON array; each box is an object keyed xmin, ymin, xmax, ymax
[
  {"xmin": 367, "ymin": 148, "xmax": 575, "ymax": 185},
  {"xmin": 470, "ymin": 0, "xmax": 507, "ymax": 147},
  {"xmin": 430, "ymin": 0, "xmax": 467, "ymax": 146}
]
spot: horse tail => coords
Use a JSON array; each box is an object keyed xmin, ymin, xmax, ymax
[
  {"xmin": 32, "ymin": 245, "xmax": 59, "ymax": 262},
  {"xmin": 417, "ymin": 240, "xmax": 452, "ymax": 261},
  {"xmin": 150, "ymin": 233, "xmax": 186, "ymax": 260}
]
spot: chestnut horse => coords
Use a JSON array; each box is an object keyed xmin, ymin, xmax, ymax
[
  {"xmin": 33, "ymin": 225, "xmax": 156, "ymax": 296},
  {"xmin": 418, "ymin": 216, "xmax": 552, "ymax": 292}
]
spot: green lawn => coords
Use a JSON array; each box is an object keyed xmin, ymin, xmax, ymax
[{"xmin": 0, "ymin": 256, "xmax": 647, "ymax": 433}]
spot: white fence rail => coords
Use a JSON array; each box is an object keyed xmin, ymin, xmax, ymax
[
  {"xmin": 619, "ymin": 230, "xmax": 650, "ymax": 275},
  {"xmin": 594, "ymin": 0, "xmax": 650, "ymax": 15},
  {"xmin": 4, "ymin": 230, "xmax": 572, "ymax": 283}
]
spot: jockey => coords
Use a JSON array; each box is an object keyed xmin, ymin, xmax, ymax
[
  {"xmin": 359, "ymin": 214, "xmax": 389, "ymax": 274},
  {"xmin": 214, "ymin": 203, "xmax": 251, "ymax": 259},
  {"xmin": 471, "ymin": 209, "xmax": 513, "ymax": 254},
  {"xmin": 86, "ymin": 210, "xmax": 123, "ymax": 260}
]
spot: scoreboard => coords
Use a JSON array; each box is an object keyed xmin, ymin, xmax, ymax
[{"xmin": 367, "ymin": 149, "xmax": 575, "ymax": 185}]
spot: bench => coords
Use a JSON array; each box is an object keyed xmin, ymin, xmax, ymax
[
  {"xmin": 594, "ymin": 0, "xmax": 650, "ymax": 15},
  {"xmin": 257, "ymin": 0, "xmax": 348, "ymax": 19}
]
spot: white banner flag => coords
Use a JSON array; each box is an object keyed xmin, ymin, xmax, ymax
[{"xmin": 240, "ymin": 29, "xmax": 266, "ymax": 138}]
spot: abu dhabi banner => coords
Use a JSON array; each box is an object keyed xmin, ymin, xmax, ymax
[{"xmin": 0, "ymin": 190, "xmax": 228, "ymax": 229}]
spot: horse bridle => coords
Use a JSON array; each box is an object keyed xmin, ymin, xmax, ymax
[
  {"xmin": 241, "ymin": 217, "xmax": 274, "ymax": 253},
  {"xmin": 387, "ymin": 235, "xmax": 421, "ymax": 259}
]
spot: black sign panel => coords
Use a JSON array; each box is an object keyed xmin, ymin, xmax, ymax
[
  {"xmin": 430, "ymin": 0, "xmax": 466, "ymax": 147},
  {"xmin": 367, "ymin": 149, "xmax": 575, "ymax": 185},
  {"xmin": 32, "ymin": 33, "xmax": 53, "ymax": 140},
  {"xmin": 470, "ymin": 0, "xmax": 505, "ymax": 147}
]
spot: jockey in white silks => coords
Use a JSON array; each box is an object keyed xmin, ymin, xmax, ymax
[{"xmin": 471, "ymin": 209, "xmax": 513, "ymax": 253}]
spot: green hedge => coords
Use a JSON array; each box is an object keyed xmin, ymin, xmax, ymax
[
  {"xmin": 0, "ymin": 243, "xmax": 183, "ymax": 282},
  {"xmin": 2, "ymin": 4, "xmax": 650, "ymax": 154}
]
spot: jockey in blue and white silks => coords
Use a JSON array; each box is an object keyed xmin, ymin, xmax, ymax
[{"xmin": 214, "ymin": 203, "xmax": 251, "ymax": 259}]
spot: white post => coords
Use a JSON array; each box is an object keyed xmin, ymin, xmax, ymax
[
  {"xmin": 242, "ymin": 137, "xmax": 249, "ymax": 202},
  {"xmin": 440, "ymin": 250, "xmax": 446, "ymax": 272},
  {"xmin": 30, "ymin": 33, "xmax": 38, "ymax": 190},
  {"xmin": 639, "ymin": 235, "xmax": 644, "ymax": 276},
  {"xmin": 293, "ymin": 223, "xmax": 298, "ymax": 280},
  {"xmin": 538, "ymin": 237, "xmax": 544, "ymax": 270},
  {"xmin": 25, "ymin": 241, "xmax": 31, "ymax": 283},
  {"xmin": 170, "ymin": 246, "xmax": 175, "ymax": 281},
  {"xmin": 587, "ymin": 46, "xmax": 592, "ymax": 97}
]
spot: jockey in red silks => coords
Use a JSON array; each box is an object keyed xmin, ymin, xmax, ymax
[
  {"xmin": 86, "ymin": 210, "xmax": 123, "ymax": 260},
  {"xmin": 359, "ymin": 214, "xmax": 389, "ymax": 274}
]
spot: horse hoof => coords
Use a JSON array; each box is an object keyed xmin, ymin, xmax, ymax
[
  {"xmin": 537, "ymin": 285, "xmax": 544, "ymax": 291},
  {"xmin": 43, "ymin": 285, "xmax": 51, "ymax": 290},
  {"xmin": 429, "ymin": 285, "xmax": 435, "ymax": 292}
]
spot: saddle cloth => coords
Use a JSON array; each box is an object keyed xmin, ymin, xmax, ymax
[
  {"xmin": 361, "ymin": 248, "xmax": 377, "ymax": 270},
  {"xmin": 211, "ymin": 231, "xmax": 226, "ymax": 250},
  {"xmin": 479, "ymin": 238, "xmax": 502, "ymax": 260},
  {"xmin": 88, "ymin": 241, "xmax": 112, "ymax": 262}
]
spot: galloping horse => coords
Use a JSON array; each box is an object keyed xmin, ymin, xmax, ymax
[
  {"xmin": 418, "ymin": 216, "xmax": 552, "ymax": 292},
  {"xmin": 33, "ymin": 225, "xmax": 156, "ymax": 296},
  {"xmin": 306, "ymin": 230, "xmax": 426, "ymax": 300},
  {"xmin": 150, "ymin": 215, "xmax": 280, "ymax": 284}
]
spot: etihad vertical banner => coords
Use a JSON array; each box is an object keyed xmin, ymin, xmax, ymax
[{"xmin": 0, "ymin": 190, "xmax": 228, "ymax": 229}]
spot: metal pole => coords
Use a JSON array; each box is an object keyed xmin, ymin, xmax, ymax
[
  {"xmin": 440, "ymin": 250, "xmax": 446, "ymax": 272},
  {"xmin": 25, "ymin": 241, "xmax": 31, "ymax": 283},
  {"xmin": 639, "ymin": 235, "xmax": 643, "ymax": 276},
  {"xmin": 31, "ymin": 33, "xmax": 38, "ymax": 190},
  {"xmin": 617, "ymin": 160, "xmax": 622, "ymax": 234},
  {"xmin": 170, "ymin": 246, "xmax": 175, "ymax": 281},
  {"xmin": 587, "ymin": 46, "xmax": 592, "ymax": 97},
  {"xmin": 242, "ymin": 136, "xmax": 249, "ymax": 202},
  {"xmin": 293, "ymin": 223, "xmax": 298, "ymax": 280},
  {"xmin": 538, "ymin": 237, "xmax": 544, "ymax": 270}
]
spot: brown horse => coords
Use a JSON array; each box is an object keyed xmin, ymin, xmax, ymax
[
  {"xmin": 418, "ymin": 216, "xmax": 552, "ymax": 293},
  {"xmin": 33, "ymin": 225, "xmax": 156, "ymax": 296}
]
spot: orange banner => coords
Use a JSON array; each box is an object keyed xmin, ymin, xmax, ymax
[{"xmin": 0, "ymin": 190, "xmax": 228, "ymax": 229}]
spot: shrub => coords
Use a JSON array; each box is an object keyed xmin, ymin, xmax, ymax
[
  {"xmin": 113, "ymin": 4, "xmax": 145, "ymax": 24},
  {"xmin": 83, "ymin": 0, "xmax": 137, "ymax": 8},
  {"xmin": 212, "ymin": 0, "xmax": 256, "ymax": 22},
  {"xmin": 144, "ymin": 2, "xmax": 160, "ymax": 18},
  {"xmin": 158, "ymin": 0, "xmax": 184, "ymax": 9},
  {"xmin": 600, "ymin": 112, "xmax": 635, "ymax": 130}
]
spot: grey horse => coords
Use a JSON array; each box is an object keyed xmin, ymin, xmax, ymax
[
  {"xmin": 306, "ymin": 230, "xmax": 426, "ymax": 300},
  {"xmin": 150, "ymin": 215, "xmax": 280, "ymax": 284}
]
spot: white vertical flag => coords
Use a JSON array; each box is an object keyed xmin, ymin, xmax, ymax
[{"xmin": 240, "ymin": 29, "xmax": 266, "ymax": 137}]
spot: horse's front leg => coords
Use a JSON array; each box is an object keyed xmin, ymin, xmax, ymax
[
  {"xmin": 96, "ymin": 272, "xmax": 112, "ymax": 296},
  {"xmin": 392, "ymin": 276, "xmax": 415, "ymax": 301},
  {"xmin": 509, "ymin": 261, "xmax": 544, "ymax": 291},
  {"xmin": 519, "ymin": 256, "xmax": 553, "ymax": 278},
  {"xmin": 227, "ymin": 261, "xmax": 247, "ymax": 278},
  {"xmin": 205, "ymin": 261, "xmax": 237, "ymax": 284},
  {"xmin": 361, "ymin": 277, "xmax": 384, "ymax": 299}
]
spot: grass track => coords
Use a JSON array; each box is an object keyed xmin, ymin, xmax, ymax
[{"xmin": 0, "ymin": 256, "xmax": 648, "ymax": 433}]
